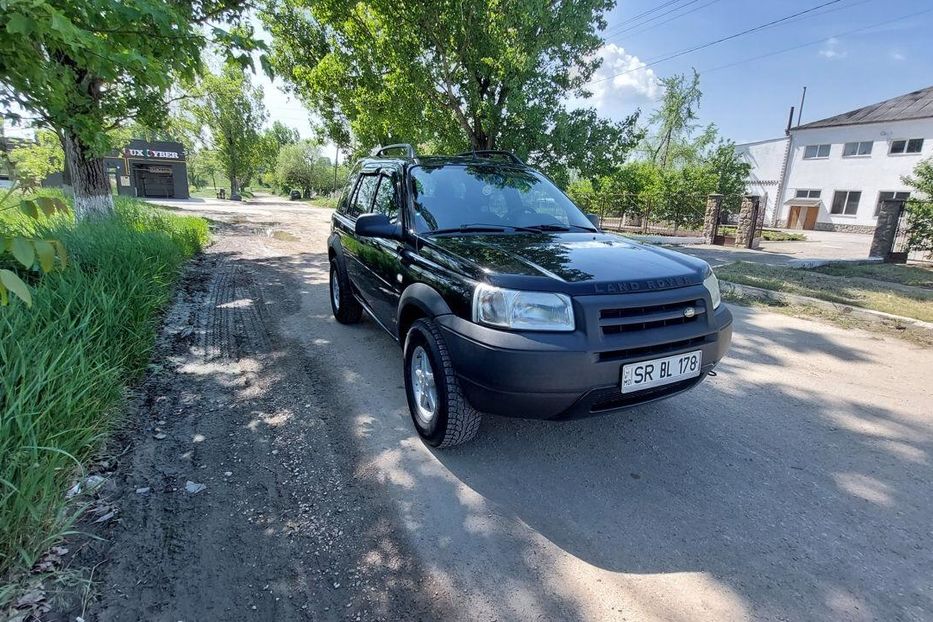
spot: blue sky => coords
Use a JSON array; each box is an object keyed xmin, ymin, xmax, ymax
[{"xmin": 592, "ymin": 0, "xmax": 933, "ymax": 143}]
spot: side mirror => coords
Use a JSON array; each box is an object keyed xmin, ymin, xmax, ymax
[
  {"xmin": 586, "ymin": 213, "xmax": 601, "ymax": 229},
  {"xmin": 355, "ymin": 213, "xmax": 403, "ymax": 240}
]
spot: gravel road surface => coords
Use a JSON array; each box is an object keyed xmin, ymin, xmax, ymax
[{"xmin": 76, "ymin": 196, "xmax": 932, "ymax": 621}]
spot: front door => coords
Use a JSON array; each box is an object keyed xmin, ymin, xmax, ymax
[
  {"xmin": 788, "ymin": 206, "xmax": 802, "ymax": 229},
  {"xmin": 354, "ymin": 171, "xmax": 404, "ymax": 331},
  {"xmin": 803, "ymin": 206, "xmax": 818, "ymax": 230}
]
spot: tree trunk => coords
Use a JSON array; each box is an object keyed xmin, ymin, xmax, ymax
[{"xmin": 62, "ymin": 129, "xmax": 113, "ymax": 219}]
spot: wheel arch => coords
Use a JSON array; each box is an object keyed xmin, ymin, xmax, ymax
[{"xmin": 396, "ymin": 283, "xmax": 453, "ymax": 341}]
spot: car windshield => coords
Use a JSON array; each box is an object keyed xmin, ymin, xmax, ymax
[{"xmin": 410, "ymin": 164, "xmax": 596, "ymax": 234}]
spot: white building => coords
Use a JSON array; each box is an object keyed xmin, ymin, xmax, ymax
[{"xmin": 737, "ymin": 85, "xmax": 933, "ymax": 233}]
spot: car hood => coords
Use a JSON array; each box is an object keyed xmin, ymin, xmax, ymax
[{"xmin": 424, "ymin": 232, "xmax": 708, "ymax": 293}]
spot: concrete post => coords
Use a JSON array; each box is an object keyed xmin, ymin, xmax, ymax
[
  {"xmin": 869, "ymin": 199, "xmax": 906, "ymax": 259},
  {"xmin": 703, "ymin": 194, "xmax": 723, "ymax": 245},
  {"xmin": 735, "ymin": 195, "xmax": 761, "ymax": 249}
]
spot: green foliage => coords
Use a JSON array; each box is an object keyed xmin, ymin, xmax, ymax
[
  {"xmin": 707, "ymin": 140, "xmax": 751, "ymax": 215},
  {"xmin": 0, "ymin": 196, "xmax": 208, "ymax": 585},
  {"xmin": 263, "ymin": 0, "xmax": 639, "ymax": 184},
  {"xmin": 275, "ymin": 141, "xmax": 341, "ymax": 196},
  {"xmin": 7, "ymin": 131, "xmax": 64, "ymax": 191},
  {"xmin": 187, "ymin": 63, "xmax": 268, "ymax": 195},
  {"xmin": 0, "ymin": 184, "xmax": 70, "ymax": 306},
  {"xmin": 903, "ymin": 158, "xmax": 933, "ymax": 253},
  {"xmin": 644, "ymin": 70, "xmax": 714, "ymax": 168},
  {"xmin": 0, "ymin": 0, "xmax": 261, "ymax": 156}
]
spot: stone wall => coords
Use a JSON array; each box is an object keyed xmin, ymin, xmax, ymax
[
  {"xmin": 702, "ymin": 194, "xmax": 722, "ymax": 245},
  {"xmin": 813, "ymin": 222, "xmax": 876, "ymax": 234},
  {"xmin": 734, "ymin": 195, "xmax": 761, "ymax": 248}
]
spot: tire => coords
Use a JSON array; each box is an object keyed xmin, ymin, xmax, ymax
[
  {"xmin": 403, "ymin": 318, "xmax": 482, "ymax": 448},
  {"xmin": 329, "ymin": 259, "xmax": 362, "ymax": 324}
]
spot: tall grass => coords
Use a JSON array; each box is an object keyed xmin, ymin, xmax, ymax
[{"xmin": 0, "ymin": 195, "xmax": 209, "ymax": 587}]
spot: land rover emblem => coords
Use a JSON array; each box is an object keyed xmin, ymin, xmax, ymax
[{"xmin": 683, "ymin": 307, "xmax": 696, "ymax": 318}]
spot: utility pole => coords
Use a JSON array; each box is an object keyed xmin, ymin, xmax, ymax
[
  {"xmin": 797, "ymin": 86, "xmax": 807, "ymax": 127},
  {"xmin": 333, "ymin": 145, "xmax": 339, "ymax": 194}
]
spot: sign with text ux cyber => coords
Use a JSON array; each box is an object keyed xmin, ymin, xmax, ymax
[
  {"xmin": 124, "ymin": 148, "xmax": 181, "ymax": 160},
  {"xmin": 621, "ymin": 350, "xmax": 702, "ymax": 393}
]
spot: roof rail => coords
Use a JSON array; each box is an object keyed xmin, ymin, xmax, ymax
[
  {"xmin": 370, "ymin": 143, "xmax": 417, "ymax": 159},
  {"xmin": 456, "ymin": 150, "xmax": 524, "ymax": 165}
]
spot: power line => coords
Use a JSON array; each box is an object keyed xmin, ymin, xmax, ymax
[
  {"xmin": 601, "ymin": 0, "xmax": 695, "ymax": 38},
  {"xmin": 617, "ymin": 0, "xmax": 694, "ymax": 26},
  {"xmin": 609, "ymin": 0, "xmax": 708, "ymax": 38},
  {"xmin": 589, "ymin": 0, "xmax": 847, "ymax": 85},
  {"xmin": 613, "ymin": 0, "xmax": 724, "ymax": 39},
  {"xmin": 698, "ymin": 6, "xmax": 933, "ymax": 75}
]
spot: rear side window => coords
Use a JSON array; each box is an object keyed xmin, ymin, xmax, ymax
[
  {"xmin": 372, "ymin": 175, "xmax": 399, "ymax": 223},
  {"xmin": 348, "ymin": 174, "xmax": 379, "ymax": 218}
]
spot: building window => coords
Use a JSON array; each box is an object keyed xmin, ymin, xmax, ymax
[
  {"xmin": 794, "ymin": 189, "xmax": 822, "ymax": 199},
  {"xmin": 830, "ymin": 190, "xmax": 861, "ymax": 216},
  {"xmin": 889, "ymin": 138, "xmax": 924, "ymax": 155},
  {"xmin": 875, "ymin": 191, "xmax": 911, "ymax": 217},
  {"xmin": 803, "ymin": 144, "xmax": 831, "ymax": 159},
  {"xmin": 843, "ymin": 141, "xmax": 873, "ymax": 157}
]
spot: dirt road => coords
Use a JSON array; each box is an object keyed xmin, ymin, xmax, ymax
[{"xmin": 75, "ymin": 196, "xmax": 932, "ymax": 621}]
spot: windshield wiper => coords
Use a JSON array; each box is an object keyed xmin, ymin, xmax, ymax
[
  {"xmin": 522, "ymin": 223, "xmax": 572, "ymax": 232},
  {"xmin": 428, "ymin": 224, "xmax": 510, "ymax": 235}
]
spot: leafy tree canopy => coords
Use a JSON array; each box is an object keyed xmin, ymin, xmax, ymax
[
  {"xmin": 262, "ymin": 0, "xmax": 639, "ymax": 184},
  {"xmin": 187, "ymin": 62, "xmax": 268, "ymax": 196}
]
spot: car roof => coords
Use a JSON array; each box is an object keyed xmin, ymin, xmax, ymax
[{"xmin": 359, "ymin": 155, "xmax": 531, "ymax": 172}]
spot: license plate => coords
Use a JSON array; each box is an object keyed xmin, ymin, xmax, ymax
[{"xmin": 621, "ymin": 350, "xmax": 703, "ymax": 394}]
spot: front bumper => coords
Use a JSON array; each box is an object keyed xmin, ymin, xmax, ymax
[{"xmin": 436, "ymin": 289, "xmax": 733, "ymax": 420}]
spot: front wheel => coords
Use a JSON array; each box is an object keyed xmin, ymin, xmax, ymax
[{"xmin": 403, "ymin": 318, "xmax": 481, "ymax": 448}]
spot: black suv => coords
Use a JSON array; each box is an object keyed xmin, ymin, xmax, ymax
[{"xmin": 328, "ymin": 145, "xmax": 732, "ymax": 447}]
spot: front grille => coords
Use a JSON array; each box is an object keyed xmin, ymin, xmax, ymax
[
  {"xmin": 599, "ymin": 299, "xmax": 705, "ymax": 335},
  {"xmin": 597, "ymin": 335, "xmax": 711, "ymax": 363}
]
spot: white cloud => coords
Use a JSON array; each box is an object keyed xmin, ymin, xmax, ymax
[
  {"xmin": 819, "ymin": 37, "xmax": 847, "ymax": 60},
  {"xmin": 890, "ymin": 50, "xmax": 906, "ymax": 61},
  {"xmin": 588, "ymin": 44, "xmax": 659, "ymax": 104},
  {"xmin": 567, "ymin": 44, "xmax": 658, "ymax": 120}
]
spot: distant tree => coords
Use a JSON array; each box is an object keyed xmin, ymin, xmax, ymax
[
  {"xmin": 903, "ymin": 158, "xmax": 933, "ymax": 253},
  {"xmin": 706, "ymin": 141, "xmax": 751, "ymax": 216},
  {"xmin": 263, "ymin": 0, "xmax": 639, "ymax": 181},
  {"xmin": 189, "ymin": 63, "xmax": 268, "ymax": 199},
  {"xmin": 0, "ymin": 0, "xmax": 260, "ymax": 218},
  {"xmin": 644, "ymin": 70, "xmax": 717, "ymax": 169},
  {"xmin": 275, "ymin": 141, "xmax": 319, "ymax": 197},
  {"xmin": 8, "ymin": 130, "xmax": 64, "ymax": 191},
  {"xmin": 256, "ymin": 122, "xmax": 302, "ymax": 186}
]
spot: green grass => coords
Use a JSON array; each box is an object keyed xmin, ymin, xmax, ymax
[
  {"xmin": 0, "ymin": 194, "xmax": 209, "ymax": 591},
  {"xmin": 718, "ymin": 226, "xmax": 807, "ymax": 242},
  {"xmin": 808, "ymin": 262, "xmax": 933, "ymax": 289},
  {"xmin": 716, "ymin": 261, "xmax": 933, "ymax": 322}
]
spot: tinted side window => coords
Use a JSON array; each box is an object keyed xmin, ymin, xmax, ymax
[
  {"xmin": 348, "ymin": 174, "xmax": 379, "ymax": 218},
  {"xmin": 372, "ymin": 175, "xmax": 399, "ymax": 223},
  {"xmin": 337, "ymin": 173, "xmax": 360, "ymax": 215}
]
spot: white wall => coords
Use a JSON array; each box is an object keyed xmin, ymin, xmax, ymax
[
  {"xmin": 736, "ymin": 137, "xmax": 789, "ymax": 222},
  {"xmin": 779, "ymin": 118, "xmax": 933, "ymax": 230}
]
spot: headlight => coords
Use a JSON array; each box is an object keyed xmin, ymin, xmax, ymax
[
  {"xmin": 472, "ymin": 284, "xmax": 575, "ymax": 331},
  {"xmin": 703, "ymin": 271, "xmax": 722, "ymax": 309}
]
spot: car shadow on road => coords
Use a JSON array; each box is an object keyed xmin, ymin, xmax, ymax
[{"xmin": 207, "ymin": 246, "xmax": 931, "ymax": 622}]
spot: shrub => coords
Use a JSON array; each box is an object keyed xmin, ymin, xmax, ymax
[{"xmin": 0, "ymin": 196, "xmax": 208, "ymax": 588}]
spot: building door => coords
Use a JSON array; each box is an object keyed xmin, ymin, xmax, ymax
[
  {"xmin": 802, "ymin": 206, "xmax": 818, "ymax": 230},
  {"xmin": 788, "ymin": 206, "xmax": 802, "ymax": 229},
  {"xmin": 134, "ymin": 165, "xmax": 175, "ymax": 198}
]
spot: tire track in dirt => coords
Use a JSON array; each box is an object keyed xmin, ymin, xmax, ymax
[{"xmin": 57, "ymin": 223, "xmax": 449, "ymax": 621}]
